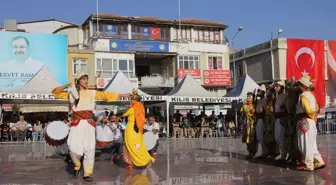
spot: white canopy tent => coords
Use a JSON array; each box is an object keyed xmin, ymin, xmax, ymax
[
  {"xmin": 165, "ymin": 74, "xmax": 237, "ymax": 136},
  {"xmin": 103, "ymin": 71, "xmax": 165, "ymax": 102},
  {"xmin": 0, "ymin": 66, "xmax": 68, "ymax": 112},
  {"xmin": 224, "ymin": 74, "xmax": 260, "ymax": 99}
]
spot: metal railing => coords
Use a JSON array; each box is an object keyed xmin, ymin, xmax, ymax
[{"xmin": 317, "ymin": 117, "xmax": 336, "ymax": 134}]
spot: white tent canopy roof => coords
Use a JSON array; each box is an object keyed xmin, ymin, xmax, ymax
[
  {"xmin": 167, "ymin": 74, "xmax": 213, "ymax": 97},
  {"xmin": 5, "ymin": 65, "xmax": 61, "ymax": 94},
  {"xmin": 104, "ymin": 71, "xmax": 150, "ymax": 96},
  {"xmin": 225, "ymin": 74, "xmax": 259, "ymax": 98}
]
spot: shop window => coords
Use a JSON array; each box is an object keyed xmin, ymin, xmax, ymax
[
  {"xmin": 96, "ymin": 58, "xmax": 135, "ymax": 78},
  {"xmin": 178, "ymin": 55, "xmax": 199, "ymax": 69},
  {"xmin": 73, "ymin": 59, "xmax": 87, "ymax": 75},
  {"xmin": 207, "ymin": 56, "xmax": 223, "ymax": 70}
]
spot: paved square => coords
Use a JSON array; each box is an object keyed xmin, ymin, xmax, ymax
[{"xmin": 0, "ymin": 135, "xmax": 334, "ymax": 185}]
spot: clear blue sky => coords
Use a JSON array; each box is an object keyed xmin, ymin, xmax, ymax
[{"xmin": 1, "ymin": 0, "xmax": 334, "ymax": 48}]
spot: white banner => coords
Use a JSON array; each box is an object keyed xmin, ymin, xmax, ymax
[
  {"xmin": 169, "ymin": 96, "xmax": 240, "ymax": 104},
  {"xmin": 0, "ymin": 92, "xmax": 57, "ymax": 100}
]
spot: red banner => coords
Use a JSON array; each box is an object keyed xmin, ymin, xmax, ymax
[
  {"xmin": 203, "ymin": 78, "xmax": 231, "ymax": 86},
  {"xmin": 177, "ymin": 69, "xmax": 201, "ymax": 78},
  {"xmin": 150, "ymin": 27, "xmax": 161, "ymax": 39},
  {"xmin": 327, "ymin": 41, "xmax": 336, "ymax": 104},
  {"xmin": 286, "ymin": 39, "xmax": 325, "ymax": 107},
  {"xmin": 203, "ymin": 70, "xmax": 230, "ymax": 78}
]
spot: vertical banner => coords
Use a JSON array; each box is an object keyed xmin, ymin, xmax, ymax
[
  {"xmin": 208, "ymin": 57, "xmax": 213, "ymax": 69},
  {"xmin": 218, "ymin": 57, "xmax": 223, "ymax": 69},
  {"xmin": 286, "ymin": 39, "xmax": 325, "ymax": 107},
  {"xmin": 327, "ymin": 41, "xmax": 336, "ymax": 104}
]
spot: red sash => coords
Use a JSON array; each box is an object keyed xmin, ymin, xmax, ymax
[
  {"xmin": 70, "ymin": 110, "xmax": 96, "ymax": 128},
  {"xmin": 96, "ymin": 141, "xmax": 112, "ymax": 148}
]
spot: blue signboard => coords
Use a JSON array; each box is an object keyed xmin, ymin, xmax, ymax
[
  {"xmin": 104, "ymin": 24, "xmax": 117, "ymax": 35},
  {"xmin": 141, "ymin": 27, "xmax": 150, "ymax": 37},
  {"xmin": 109, "ymin": 39, "xmax": 169, "ymax": 52}
]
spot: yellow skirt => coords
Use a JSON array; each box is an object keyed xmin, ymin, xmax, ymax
[{"xmin": 124, "ymin": 121, "xmax": 155, "ymax": 166}]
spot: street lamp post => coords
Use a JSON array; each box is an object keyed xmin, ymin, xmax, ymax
[
  {"xmin": 231, "ymin": 26, "xmax": 243, "ymax": 86},
  {"xmin": 270, "ymin": 28, "xmax": 283, "ymax": 80}
]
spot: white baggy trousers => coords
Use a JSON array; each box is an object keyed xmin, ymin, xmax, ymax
[
  {"xmin": 68, "ymin": 120, "xmax": 96, "ymax": 176},
  {"xmin": 297, "ymin": 118, "xmax": 324, "ymax": 169}
]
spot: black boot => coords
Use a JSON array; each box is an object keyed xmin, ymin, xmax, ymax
[
  {"xmin": 73, "ymin": 170, "xmax": 80, "ymax": 179},
  {"xmin": 83, "ymin": 176, "xmax": 93, "ymax": 182}
]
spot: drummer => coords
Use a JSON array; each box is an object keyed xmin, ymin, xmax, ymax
[{"xmin": 144, "ymin": 115, "xmax": 160, "ymax": 158}]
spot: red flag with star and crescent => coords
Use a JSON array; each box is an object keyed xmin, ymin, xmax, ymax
[{"xmin": 286, "ymin": 38, "xmax": 326, "ymax": 107}]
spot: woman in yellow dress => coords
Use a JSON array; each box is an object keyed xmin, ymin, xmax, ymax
[
  {"xmin": 51, "ymin": 70, "xmax": 129, "ymax": 182},
  {"xmin": 241, "ymin": 92, "xmax": 258, "ymax": 159},
  {"xmin": 118, "ymin": 89, "xmax": 155, "ymax": 170}
]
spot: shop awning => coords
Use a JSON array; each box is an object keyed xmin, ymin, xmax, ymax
[
  {"xmin": 166, "ymin": 74, "xmax": 236, "ymax": 104},
  {"xmin": 224, "ymin": 74, "xmax": 259, "ymax": 99}
]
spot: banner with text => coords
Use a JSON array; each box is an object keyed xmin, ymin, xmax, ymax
[
  {"xmin": 109, "ymin": 39, "xmax": 169, "ymax": 52},
  {"xmin": 0, "ymin": 32, "xmax": 68, "ymax": 91},
  {"xmin": 177, "ymin": 69, "xmax": 201, "ymax": 78},
  {"xmin": 203, "ymin": 70, "xmax": 231, "ymax": 86}
]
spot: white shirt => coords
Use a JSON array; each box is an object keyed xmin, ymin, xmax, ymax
[
  {"xmin": 110, "ymin": 122, "xmax": 121, "ymax": 141},
  {"xmin": 27, "ymin": 123, "xmax": 33, "ymax": 131},
  {"xmin": 96, "ymin": 123, "xmax": 114, "ymax": 142},
  {"xmin": 0, "ymin": 57, "xmax": 44, "ymax": 91},
  {"xmin": 144, "ymin": 122, "xmax": 160, "ymax": 139}
]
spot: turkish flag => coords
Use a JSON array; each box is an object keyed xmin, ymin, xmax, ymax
[
  {"xmin": 286, "ymin": 39, "xmax": 325, "ymax": 107},
  {"xmin": 327, "ymin": 41, "xmax": 336, "ymax": 105},
  {"xmin": 150, "ymin": 27, "xmax": 161, "ymax": 39}
]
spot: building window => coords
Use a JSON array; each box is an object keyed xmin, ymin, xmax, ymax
[
  {"xmin": 194, "ymin": 28, "xmax": 221, "ymax": 44},
  {"xmin": 176, "ymin": 26, "xmax": 191, "ymax": 41},
  {"xmin": 205, "ymin": 87, "xmax": 219, "ymax": 96},
  {"xmin": 73, "ymin": 59, "xmax": 87, "ymax": 75},
  {"xmin": 96, "ymin": 58, "xmax": 135, "ymax": 78},
  {"xmin": 207, "ymin": 56, "xmax": 223, "ymax": 70},
  {"xmin": 93, "ymin": 23, "xmax": 128, "ymax": 39},
  {"xmin": 237, "ymin": 63, "xmax": 243, "ymax": 77},
  {"xmin": 131, "ymin": 25, "xmax": 170, "ymax": 41},
  {"xmin": 178, "ymin": 55, "xmax": 199, "ymax": 69}
]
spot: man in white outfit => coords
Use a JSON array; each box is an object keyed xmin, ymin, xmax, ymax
[
  {"xmin": 296, "ymin": 76, "xmax": 325, "ymax": 171},
  {"xmin": 0, "ymin": 36, "xmax": 44, "ymax": 91},
  {"xmin": 274, "ymin": 81, "xmax": 287, "ymax": 162},
  {"xmin": 255, "ymin": 84, "xmax": 268, "ymax": 159}
]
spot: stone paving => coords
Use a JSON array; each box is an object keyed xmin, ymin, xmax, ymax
[{"xmin": 0, "ymin": 135, "xmax": 335, "ymax": 185}]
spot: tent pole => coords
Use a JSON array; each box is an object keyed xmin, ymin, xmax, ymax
[{"xmin": 166, "ymin": 101, "xmax": 170, "ymax": 138}]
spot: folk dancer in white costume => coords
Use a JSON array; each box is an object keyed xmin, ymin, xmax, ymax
[
  {"xmin": 273, "ymin": 81, "xmax": 288, "ymax": 162},
  {"xmin": 255, "ymin": 84, "xmax": 268, "ymax": 159},
  {"xmin": 295, "ymin": 76, "xmax": 325, "ymax": 171},
  {"xmin": 51, "ymin": 70, "xmax": 129, "ymax": 181}
]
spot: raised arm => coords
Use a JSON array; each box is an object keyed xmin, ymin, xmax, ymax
[
  {"xmin": 95, "ymin": 91, "xmax": 131, "ymax": 102},
  {"xmin": 51, "ymin": 84, "xmax": 71, "ymax": 99}
]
